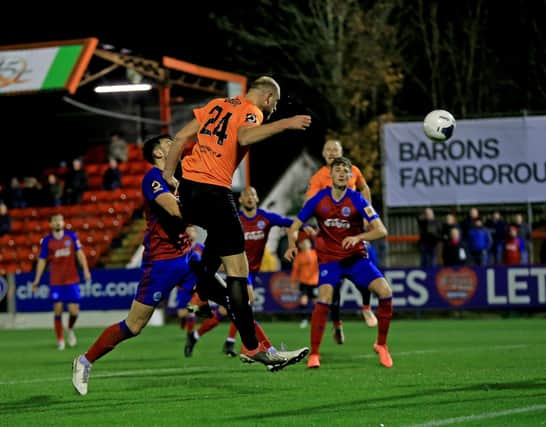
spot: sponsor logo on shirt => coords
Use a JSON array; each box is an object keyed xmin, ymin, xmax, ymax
[
  {"xmin": 54, "ymin": 247, "xmax": 71, "ymax": 258},
  {"xmin": 323, "ymin": 218, "xmax": 350, "ymax": 229},
  {"xmin": 244, "ymin": 230, "xmax": 265, "ymax": 241}
]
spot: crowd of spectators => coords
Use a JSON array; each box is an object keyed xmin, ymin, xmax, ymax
[
  {"xmin": 0, "ymin": 153, "xmax": 127, "ymax": 220},
  {"xmin": 417, "ymin": 207, "xmax": 534, "ymax": 267}
]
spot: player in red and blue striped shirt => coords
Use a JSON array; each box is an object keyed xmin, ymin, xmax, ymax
[
  {"xmin": 285, "ymin": 157, "xmax": 394, "ymax": 369},
  {"xmin": 72, "ymin": 135, "xmax": 195, "ymax": 395},
  {"xmin": 31, "ymin": 213, "xmax": 91, "ymax": 350}
]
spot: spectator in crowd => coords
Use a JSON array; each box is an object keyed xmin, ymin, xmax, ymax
[
  {"xmin": 417, "ymin": 207, "xmax": 442, "ymax": 268},
  {"xmin": 23, "ymin": 176, "xmax": 43, "ymax": 206},
  {"xmin": 43, "ymin": 173, "xmax": 63, "ymax": 207},
  {"xmin": 108, "ymin": 131, "xmax": 129, "ymax": 164},
  {"xmin": 467, "ymin": 218, "xmax": 492, "ymax": 266},
  {"xmin": 485, "ymin": 210, "xmax": 507, "ymax": 264},
  {"xmin": 460, "ymin": 207, "xmax": 480, "ymax": 246},
  {"xmin": 102, "ymin": 158, "xmax": 122, "ymax": 190},
  {"xmin": 0, "ymin": 202, "xmax": 12, "ymax": 236},
  {"xmin": 442, "ymin": 227, "xmax": 468, "ymax": 266},
  {"xmin": 63, "ymin": 158, "xmax": 88, "ymax": 205},
  {"xmin": 441, "ymin": 213, "xmax": 460, "ymax": 243},
  {"xmin": 503, "ymin": 225, "xmax": 526, "ymax": 265},
  {"xmin": 6, "ymin": 177, "xmax": 26, "ymax": 208},
  {"xmin": 512, "ymin": 213, "xmax": 531, "ymax": 264}
]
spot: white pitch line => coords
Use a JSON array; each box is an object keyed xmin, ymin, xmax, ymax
[
  {"xmin": 0, "ymin": 365, "xmax": 212, "ymax": 386},
  {"xmin": 0, "ymin": 344, "xmax": 532, "ymax": 386},
  {"xmin": 403, "ymin": 404, "xmax": 546, "ymax": 427}
]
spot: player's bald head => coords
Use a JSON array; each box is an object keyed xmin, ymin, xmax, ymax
[{"xmin": 249, "ymin": 76, "xmax": 280, "ymax": 98}]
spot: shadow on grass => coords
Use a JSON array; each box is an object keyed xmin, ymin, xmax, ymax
[{"xmin": 225, "ymin": 378, "xmax": 546, "ymax": 421}]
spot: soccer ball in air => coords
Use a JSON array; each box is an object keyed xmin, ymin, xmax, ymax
[{"xmin": 423, "ymin": 109, "xmax": 456, "ymax": 142}]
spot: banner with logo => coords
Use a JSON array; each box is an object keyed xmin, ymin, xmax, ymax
[
  {"xmin": 384, "ymin": 116, "xmax": 546, "ymax": 206},
  {"xmin": 15, "ymin": 268, "xmax": 141, "ymax": 312},
  {"xmin": 0, "ymin": 38, "xmax": 97, "ymax": 95},
  {"xmin": 14, "ymin": 265, "xmax": 546, "ymax": 313}
]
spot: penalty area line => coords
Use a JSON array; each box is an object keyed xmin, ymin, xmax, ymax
[{"xmin": 402, "ymin": 404, "xmax": 546, "ymax": 427}]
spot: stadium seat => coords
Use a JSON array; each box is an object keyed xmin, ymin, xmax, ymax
[
  {"xmin": 85, "ymin": 163, "xmax": 108, "ymax": 177},
  {"xmin": 17, "ymin": 261, "xmax": 34, "ymax": 273},
  {"xmin": 88, "ymin": 175, "xmax": 103, "ymax": 190},
  {"xmin": 121, "ymin": 175, "xmax": 142, "ymax": 188},
  {"xmin": 9, "ymin": 221, "xmax": 25, "ymax": 234},
  {"xmin": 128, "ymin": 162, "xmax": 150, "ymax": 175},
  {"xmin": 0, "ymin": 251, "xmax": 17, "ymax": 262},
  {"xmin": 128, "ymin": 143, "xmax": 144, "ymax": 161},
  {"xmin": 0, "ymin": 262, "xmax": 18, "ymax": 275},
  {"xmin": 11, "ymin": 234, "xmax": 30, "ymax": 247},
  {"xmin": 83, "ymin": 145, "xmax": 107, "ymax": 164}
]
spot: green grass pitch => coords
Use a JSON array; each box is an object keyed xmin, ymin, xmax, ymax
[{"xmin": 1, "ymin": 317, "xmax": 545, "ymax": 426}]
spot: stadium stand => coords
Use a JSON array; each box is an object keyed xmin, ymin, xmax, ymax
[{"xmin": 0, "ymin": 143, "xmax": 148, "ymax": 275}]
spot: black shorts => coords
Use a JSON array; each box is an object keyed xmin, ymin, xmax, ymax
[
  {"xmin": 180, "ymin": 178, "xmax": 245, "ymax": 257},
  {"xmin": 299, "ymin": 283, "xmax": 318, "ymax": 299}
]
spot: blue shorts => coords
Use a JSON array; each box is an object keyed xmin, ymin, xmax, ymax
[
  {"xmin": 136, "ymin": 253, "xmax": 195, "ymax": 307},
  {"xmin": 318, "ymin": 257, "xmax": 383, "ymax": 290},
  {"xmin": 50, "ymin": 284, "xmax": 81, "ymax": 304},
  {"xmin": 176, "ymin": 274, "xmax": 197, "ymax": 309}
]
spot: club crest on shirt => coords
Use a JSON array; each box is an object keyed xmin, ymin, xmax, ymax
[
  {"xmin": 257, "ymin": 220, "xmax": 266, "ymax": 229},
  {"xmin": 151, "ymin": 180, "xmax": 163, "ymax": 193},
  {"xmin": 153, "ymin": 291, "xmax": 162, "ymax": 302},
  {"xmin": 245, "ymin": 113, "xmax": 257, "ymax": 124},
  {"xmin": 64, "ymin": 240, "xmax": 71, "ymax": 247},
  {"xmin": 341, "ymin": 206, "xmax": 351, "ymax": 217}
]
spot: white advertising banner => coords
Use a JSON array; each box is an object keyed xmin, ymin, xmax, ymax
[
  {"xmin": 0, "ymin": 48, "xmax": 59, "ymax": 93},
  {"xmin": 384, "ymin": 116, "xmax": 546, "ymax": 207}
]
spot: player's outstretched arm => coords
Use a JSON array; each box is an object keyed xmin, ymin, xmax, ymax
[{"xmin": 238, "ymin": 115, "xmax": 311, "ymax": 146}]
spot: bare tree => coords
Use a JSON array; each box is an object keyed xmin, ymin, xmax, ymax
[
  {"xmin": 214, "ymin": 0, "xmax": 401, "ymax": 129},
  {"xmin": 213, "ymin": 0, "xmax": 401, "ymax": 200}
]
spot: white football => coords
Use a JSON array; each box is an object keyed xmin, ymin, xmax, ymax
[{"xmin": 423, "ymin": 109, "xmax": 456, "ymax": 142}]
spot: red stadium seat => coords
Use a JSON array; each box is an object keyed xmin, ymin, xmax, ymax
[
  {"xmin": 88, "ymin": 175, "xmax": 103, "ymax": 190},
  {"xmin": 9, "ymin": 221, "xmax": 25, "ymax": 234},
  {"xmin": 0, "ymin": 251, "xmax": 17, "ymax": 262},
  {"xmin": 128, "ymin": 162, "xmax": 150, "ymax": 175},
  {"xmin": 121, "ymin": 175, "xmax": 142, "ymax": 189},
  {"xmin": 0, "ymin": 262, "xmax": 18, "ymax": 275}
]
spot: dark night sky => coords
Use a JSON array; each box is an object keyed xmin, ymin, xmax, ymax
[
  {"xmin": 2, "ymin": 2, "xmax": 544, "ymax": 196},
  {"xmin": 0, "ymin": 4, "xmax": 326, "ymax": 196}
]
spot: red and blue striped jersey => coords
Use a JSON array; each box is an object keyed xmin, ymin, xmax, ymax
[
  {"xmin": 297, "ymin": 188, "xmax": 379, "ymax": 263},
  {"xmin": 142, "ymin": 167, "xmax": 190, "ymax": 263},
  {"xmin": 239, "ymin": 208, "xmax": 293, "ymax": 273},
  {"xmin": 38, "ymin": 231, "xmax": 82, "ymax": 285}
]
